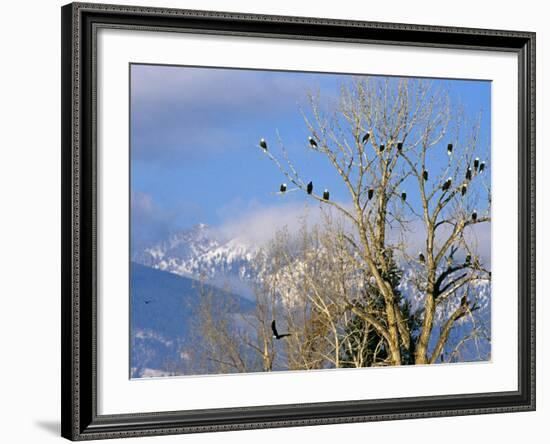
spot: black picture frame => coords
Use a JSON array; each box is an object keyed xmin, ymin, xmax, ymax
[{"xmin": 61, "ymin": 2, "xmax": 536, "ymax": 440}]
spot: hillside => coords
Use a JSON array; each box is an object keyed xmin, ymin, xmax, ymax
[{"xmin": 130, "ymin": 261, "xmax": 253, "ymax": 378}]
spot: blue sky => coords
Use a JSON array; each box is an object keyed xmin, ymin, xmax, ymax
[{"xmin": 130, "ymin": 64, "xmax": 491, "ymax": 247}]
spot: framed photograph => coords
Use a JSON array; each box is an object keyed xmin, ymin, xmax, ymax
[{"xmin": 61, "ymin": 2, "xmax": 535, "ymax": 440}]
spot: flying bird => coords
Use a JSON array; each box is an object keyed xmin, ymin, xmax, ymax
[
  {"xmin": 361, "ymin": 132, "xmax": 370, "ymax": 144},
  {"xmin": 397, "ymin": 142, "xmax": 403, "ymax": 152},
  {"xmin": 466, "ymin": 166, "xmax": 472, "ymax": 181},
  {"xmin": 418, "ymin": 252, "xmax": 426, "ymax": 263},
  {"xmin": 479, "ymin": 161, "xmax": 486, "ymax": 173},
  {"xmin": 271, "ymin": 320, "xmax": 291, "ymax": 340},
  {"xmin": 401, "ymin": 191, "xmax": 407, "ymax": 202},
  {"xmin": 368, "ymin": 188, "xmax": 374, "ymax": 200},
  {"xmin": 471, "ymin": 210, "xmax": 478, "ymax": 222},
  {"xmin": 307, "ymin": 181, "xmax": 313, "ymax": 195},
  {"xmin": 447, "ymin": 143, "xmax": 453, "ymax": 156},
  {"xmin": 259, "ymin": 138, "xmax": 267, "ymax": 150},
  {"xmin": 441, "ymin": 177, "xmax": 452, "ymax": 192},
  {"xmin": 423, "ymin": 170, "xmax": 429, "ymax": 181},
  {"xmin": 461, "ymin": 183, "xmax": 468, "ymax": 196},
  {"xmin": 280, "ymin": 183, "xmax": 287, "ymax": 193},
  {"xmin": 144, "ymin": 300, "xmax": 153, "ymax": 305},
  {"xmin": 308, "ymin": 136, "xmax": 318, "ymax": 148},
  {"xmin": 323, "ymin": 189, "xmax": 330, "ymax": 201}
]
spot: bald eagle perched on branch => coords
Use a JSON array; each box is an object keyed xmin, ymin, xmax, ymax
[
  {"xmin": 259, "ymin": 138, "xmax": 267, "ymax": 150},
  {"xmin": 307, "ymin": 181, "xmax": 313, "ymax": 195},
  {"xmin": 308, "ymin": 136, "xmax": 318, "ymax": 148},
  {"xmin": 479, "ymin": 161, "xmax": 486, "ymax": 173},
  {"xmin": 280, "ymin": 183, "xmax": 287, "ymax": 193},
  {"xmin": 447, "ymin": 143, "xmax": 453, "ymax": 156},
  {"xmin": 361, "ymin": 132, "xmax": 370, "ymax": 144},
  {"xmin": 368, "ymin": 188, "xmax": 374, "ymax": 200},
  {"xmin": 423, "ymin": 170, "xmax": 429, "ymax": 181},
  {"xmin": 442, "ymin": 177, "xmax": 452, "ymax": 192},
  {"xmin": 397, "ymin": 142, "xmax": 403, "ymax": 152},
  {"xmin": 418, "ymin": 252, "xmax": 426, "ymax": 263},
  {"xmin": 323, "ymin": 189, "xmax": 330, "ymax": 201}
]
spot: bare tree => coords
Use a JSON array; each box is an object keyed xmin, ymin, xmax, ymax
[
  {"xmin": 258, "ymin": 76, "xmax": 491, "ymax": 366},
  {"xmin": 187, "ymin": 76, "xmax": 490, "ymax": 376},
  {"xmin": 188, "ymin": 277, "xmax": 277, "ymax": 375},
  {"xmin": 252, "ymin": 214, "xmax": 399, "ymax": 370},
  {"xmin": 190, "ymin": 274, "xmax": 289, "ymax": 375}
]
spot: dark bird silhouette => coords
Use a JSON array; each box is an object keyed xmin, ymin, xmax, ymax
[
  {"xmin": 397, "ymin": 142, "xmax": 403, "ymax": 152},
  {"xmin": 361, "ymin": 132, "xmax": 370, "ymax": 144},
  {"xmin": 307, "ymin": 181, "xmax": 313, "ymax": 194},
  {"xmin": 461, "ymin": 183, "xmax": 468, "ymax": 196},
  {"xmin": 259, "ymin": 138, "xmax": 267, "ymax": 150},
  {"xmin": 418, "ymin": 252, "xmax": 426, "ymax": 263},
  {"xmin": 368, "ymin": 188, "xmax": 374, "ymax": 200},
  {"xmin": 447, "ymin": 143, "xmax": 453, "ymax": 156},
  {"xmin": 379, "ymin": 144, "xmax": 385, "ymax": 153},
  {"xmin": 308, "ymin": 136, "xmax": 318, "ymax": 148},
  {"xmin": 471, "ymin": 210, "xmax": 478, "ymax": 222},
  {"xmin": 401, "ymin": 191, "xmax": 407, "ymax": 202},
  {"xmin": 144, "ymin": 300, "xmax": 153, "ymax": 305},
  {"xmin": 323, "ymin": 189, "xmax": 330, "ymax": 201},
  {"xmin": 466, "ymin": 166, "xmax": 472, "ymax": 181},
  {"xmin": 479, "ymin": 161, "xmax": 486, "ymax": 173},
  {"xmin": 460, "ymin": 294, "xmax": 468, "ymax": 306},
  {"xmin": 423, "ymin": 170, "xmax": 429, "ymax": 181},
  {"xmin": 465, "ymin": 254, "xmax": 472, "ymax": 264},
  {"xmin": 474, "ymin": 157, "xmax": 480, "ymax": 171},
  {"xmin": 442, "ymin": 177, "xmax": 452, "ymax": 192},
  {"xmin": 280, "ymin": 183, "xmax": 287, "ymax": 193},
  {"xmin": 271, "ymin": 320, "xmax": 291, "ymax": 340}
]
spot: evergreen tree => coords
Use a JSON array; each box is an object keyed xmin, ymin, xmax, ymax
[{"xmin": 341, "ymin": 250, "xmax": 420, "ymax": 366}]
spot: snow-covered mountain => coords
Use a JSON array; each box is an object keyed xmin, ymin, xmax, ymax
[
  {"xmin": 133, "ymin": 224, "xmax": 492, "ymax": 320},
  {"xmin": 132, "ymin": 223, "xmax": 258, "ymax": 287}
]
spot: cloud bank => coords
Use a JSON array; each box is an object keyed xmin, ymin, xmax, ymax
[{"xmin": 130, "ymin": 65, "xmax": 328, "ymax": 166}]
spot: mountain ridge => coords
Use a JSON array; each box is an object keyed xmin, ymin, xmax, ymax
[{"xmin": 132, "ymin": 223, "xmax": 257, "ymax": 287}]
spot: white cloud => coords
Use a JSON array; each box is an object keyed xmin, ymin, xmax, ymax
[
  {"xmin": 213, "ymin": 200, "xmax": 340, "ymax": 246},
  {"xmin": 131, "ymin": 191, "xmax": 176, "ymax": 247},
  {"xmin": 131, "ymin": 64, "xmax": 313, "ymax": 113},
  {"xmin": 213, "ymin": 199, "xmax": 491, "ymax": 267}
]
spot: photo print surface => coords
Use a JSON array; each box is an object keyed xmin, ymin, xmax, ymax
[{"xmin": 129, "ymin": 64, "xmax": 491, "ymax": 379}]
